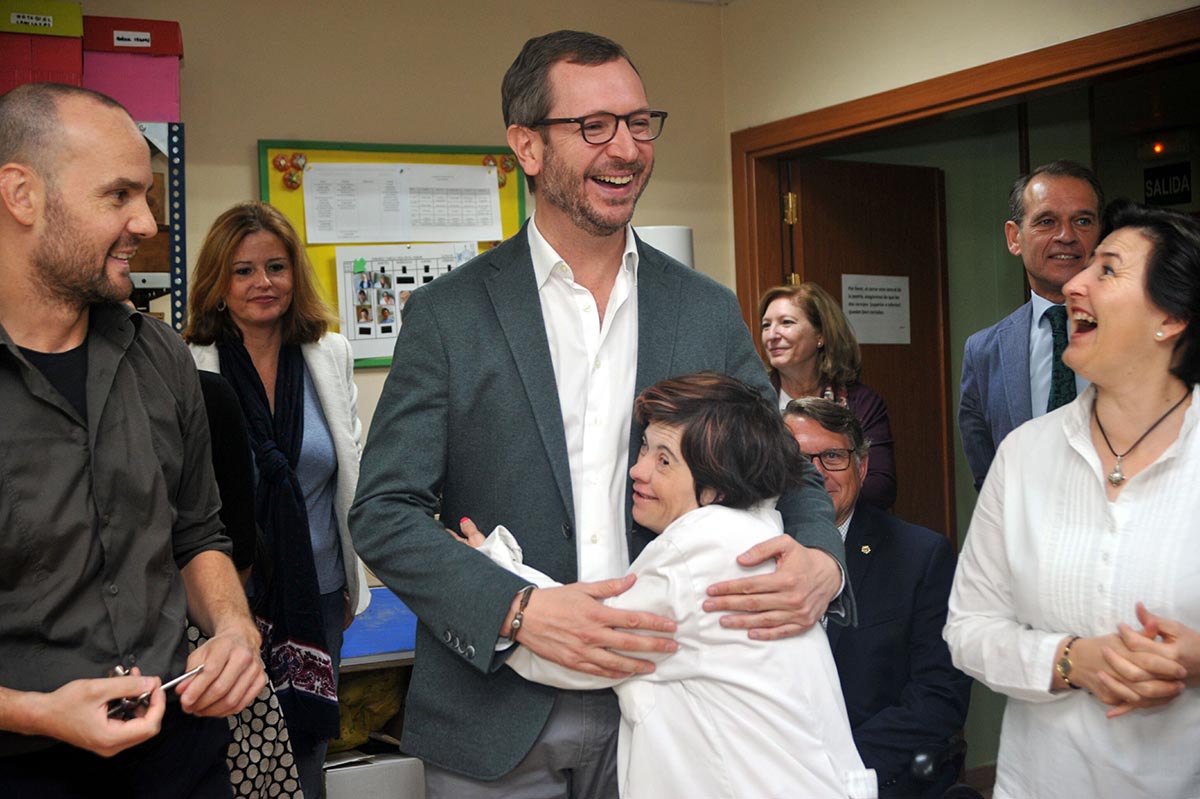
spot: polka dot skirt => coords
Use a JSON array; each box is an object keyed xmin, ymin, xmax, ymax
[{"xmin": 188, "ymin": 625, "xmax": 304, "ymax": 798}]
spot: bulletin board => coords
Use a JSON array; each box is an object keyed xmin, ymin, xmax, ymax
[{"xmin": 258, "ymin": 140, "xmax": 526, "ymax": 366}]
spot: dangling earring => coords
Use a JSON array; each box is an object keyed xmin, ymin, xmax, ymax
[
  {"xmin": 216, "ymin": 299, "xmax": 227, "ymax": 312},
  {"xmin": 1155, "ymin": 330, "xmax": 1165, "ymax": 339}
]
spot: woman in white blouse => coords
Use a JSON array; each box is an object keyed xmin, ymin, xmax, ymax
[
  {"xmin": 455, "ymin": 372, "xmax": 875, "ymax": 799},
  {"xmin": 945, "ymin": 201, "xmax": 1200, "ymax": 799}
]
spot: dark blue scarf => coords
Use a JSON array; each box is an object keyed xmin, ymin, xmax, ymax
[{"xmin": 217, "ymin": 339, "xmax": 339, "ymax": 739}]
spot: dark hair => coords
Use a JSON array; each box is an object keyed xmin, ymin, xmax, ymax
[
  {"xmin": 501, "ymin": 30, "xmax": 637, "ymax": 191},
  {"xmin": 1103, "ymin": 199, "xmax": 1200, "ymax": 385},
  {"xmin": 634, "ymin": 372, "xmax": 805, "ymax": 509},
  {"xmin": 782, "ymin": 397, "xmax": 870, "ymax": 462},
  {"xmin": 1008, "ymin": 160, "xmax": 1104, "ymax": 225},
  {"xmin": 757, "ymin": 282, "xmax": 861, "ymax": 386},
  {"xmin": 183, "ymin": 201, "xmax": 334, "ymax": 346},
  {"xmin": 0, "ymin": 82, "xmax": 127, "ymax": 183}
]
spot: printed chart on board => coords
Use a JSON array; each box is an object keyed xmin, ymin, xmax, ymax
[{"xmin": 336, "ymin": 242, "xmax": 477, "ymax": 360}]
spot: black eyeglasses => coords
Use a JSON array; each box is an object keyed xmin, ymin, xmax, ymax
[
  {"xmin": 530, "ymin": 110, "xmax": 668, "ymax": 145},
  {"xmin": 801, "ymin": 448, "xmax": 854, "ymax": 472}
]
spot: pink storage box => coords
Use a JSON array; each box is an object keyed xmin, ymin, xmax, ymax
[{"xmin": 82, "ymin": 15, "xmax": 182, "ymax": 122}]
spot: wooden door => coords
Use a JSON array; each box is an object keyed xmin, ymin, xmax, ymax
[{"xmin": 785, "ymin": 158, "xmax": 954, "ymax": 540}]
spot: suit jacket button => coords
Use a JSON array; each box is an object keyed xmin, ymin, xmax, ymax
[
  {"xmin": 465, "ymin": 645, "xmax": 476, "ymax": 659},
  {"xmin": 562, "ymin": 522, "xmax": 573, "ymax": 539},
  {"xmin": 443, "ymin": 630, "xmax": 453, "ymax": 644}
]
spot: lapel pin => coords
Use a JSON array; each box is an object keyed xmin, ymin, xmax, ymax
[{"xmin": 860, "ymin": 545, "xmax": 871, "ymax": 555}]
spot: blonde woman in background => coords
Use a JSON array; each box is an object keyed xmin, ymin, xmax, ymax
[
  {"xmin": 759, "ymin": 282, "xmax": 896, "ymax": 509},
  {"xmin": 185, "ymin": 201, "xmax": 371, "ymax": 799}
]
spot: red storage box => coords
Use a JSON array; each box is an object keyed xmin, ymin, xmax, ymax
[
  {"xmin": 82, "ymin": 15, "xmax": 180, "ymax": 55},
  {"xmin": 0, "ymin": 30, "xmax": 81, "ymax": 92},
  {"xmin": 0, "ymin": 1, "xmax": 83, "ymax": 94},
  {"xmin": 81, "ymin": 15, "xmax": 182, "ymax": 122}
]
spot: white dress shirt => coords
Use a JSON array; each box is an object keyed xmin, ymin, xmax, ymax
[
  {"xmin": 479, "ymin": 503, "xmax": 876, "ymax": 799},
  {"xmin": 945, "ymin": 385, "xmax": 1200, "ymax": 799},
  {"xmin": 529, "ymin": 217, "xmax": 639, "ymax": 582},
  {"xmin": 1028, "ymin": 292, "xmax": 1089, "ymax": 415},
  {"xmin": 837, "ymin": 512, "xmax": 853, "ymax": 542}
]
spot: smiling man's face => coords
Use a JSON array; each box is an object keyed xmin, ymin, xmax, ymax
[
  {"xmin": 31, "ymin": 95, "xmax": 156, "ymax": 306},
  {"xmin": 1005, "ymin": 174, "xmax": 1101, "ymax": 304},
  {"xmin": 527, "ymin": 58, "xmax": 654, "ymax": 240}
]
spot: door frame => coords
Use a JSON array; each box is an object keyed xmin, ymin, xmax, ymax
[{"xmin": 731, "ymin": 7, "xmax": 1200, "ymax": 325}]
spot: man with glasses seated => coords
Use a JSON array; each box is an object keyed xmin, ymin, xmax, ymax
[{"xmin": 785, "ymin": 398, "xmax": 972, "ymax": 799}]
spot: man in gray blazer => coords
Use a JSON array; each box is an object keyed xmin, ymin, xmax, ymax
[
  {"xmin": 959, "ymin": 161, "xmax": 1103, "ymax": 490},
  {"xmin": 351, "ymin": 30, "xmax": 848, "ymax": 799}
]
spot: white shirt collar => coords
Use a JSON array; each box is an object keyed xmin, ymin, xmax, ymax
[
  {"xmin": 1029, "ymin": 291, "xmax": 1062, "ymax": 330},
  {"xmin": 528, "ymin": 214, "xmax": 640, "ymax": 289},
  {"xmin": 836, "ymin": 508, "xmax": 854, "ymax": 542}
]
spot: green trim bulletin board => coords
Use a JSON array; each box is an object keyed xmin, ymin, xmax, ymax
[{"xmin": 258, "ymin": 140, "xmax": 526, "ymax": 366}]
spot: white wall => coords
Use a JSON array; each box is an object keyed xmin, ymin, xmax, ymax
[{"xmin": 720, "ymin": 0, "xmax": 1199, "ymax": 133}]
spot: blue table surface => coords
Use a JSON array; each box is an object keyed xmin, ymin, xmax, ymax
[{"xmin": 342, "ymin": 587, "xmax": 417, "ymax": 658}]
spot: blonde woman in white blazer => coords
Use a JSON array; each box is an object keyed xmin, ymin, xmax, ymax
[
  {"xmin": 189, "ymin": 338, "xmax": 371, "ymax": 613},
  {"xmin": 185, "ymin": 202, "xmax": 369, "ymax": 799}
]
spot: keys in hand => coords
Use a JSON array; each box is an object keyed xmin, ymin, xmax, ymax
[{"xmin": 106, "ymin": 664, "xmax": 204, "ymax": 720}]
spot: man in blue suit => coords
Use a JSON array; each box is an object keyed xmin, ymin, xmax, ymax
[
  {"xmin": 786, "ymin": 398, "xmax": 972, "ymax": 798},
  {"xmin": 959, "ymin": 161, "xmax": 1104, "ymax": 490},
  {"xmin": 351, "ymin": 30, "xmax": 849, "ymax": 799}
]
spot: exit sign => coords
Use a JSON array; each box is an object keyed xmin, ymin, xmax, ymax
[{"xmin": 1144, "ymin": 162, "xmax": 1192, "ymax": 206}]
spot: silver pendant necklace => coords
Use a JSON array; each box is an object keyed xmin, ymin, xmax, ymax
[{"xmin": 1093, "ymin": 392, "xmax": 1190, "ymax": 487}]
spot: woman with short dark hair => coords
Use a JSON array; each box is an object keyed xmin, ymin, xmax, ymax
[
  {"xmin": 946, "ymin": 201, "xmax": 1200, "ymax": 798},
  {"xmin": 454, "ymin": 372, "xmax": 876, "ymax": 799}
]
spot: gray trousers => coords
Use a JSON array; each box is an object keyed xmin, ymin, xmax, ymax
[{"xmin": 424, "ymin": 689, "xmax": 621, "ymax": 799}]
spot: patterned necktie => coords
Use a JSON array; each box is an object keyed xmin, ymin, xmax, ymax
[{"xmin": 1046, "ymin": 305, "xmax": 1076, "ymax": 411}]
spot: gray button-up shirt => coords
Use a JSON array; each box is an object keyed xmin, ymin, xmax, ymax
[{"xmin": 0, "ymin": 304, "xmax": 231, "ymax": 756}]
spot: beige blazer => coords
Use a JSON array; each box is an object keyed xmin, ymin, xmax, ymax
[{"xmin": 191, "ymin": 333, "xmax": 370, "ymax": 615}]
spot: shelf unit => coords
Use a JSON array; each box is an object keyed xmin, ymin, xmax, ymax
[{"xmin": 130, "ymin": 122, "xmax": 187, "ymax": 331}]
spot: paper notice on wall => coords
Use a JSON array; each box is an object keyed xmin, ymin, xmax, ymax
[
  {"xmin": 842, "ymin": 274, "xmax": 910, "ymax": 345},
  {"xmin": 303, "ymin": 162, "xmax": 502, "ymax": 244}
]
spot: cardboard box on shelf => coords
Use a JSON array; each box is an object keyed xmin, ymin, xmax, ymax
[
  {"xmin": 82, "ymin": 15, "xmax": 182, "ymax": 122},
  {"xmin": 0, "ymin": 1, "xmax": 83, "ymax": 93},
  {"xmin": 0, "ymin": 30, "xmax": 81, "ymax": 92}
]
